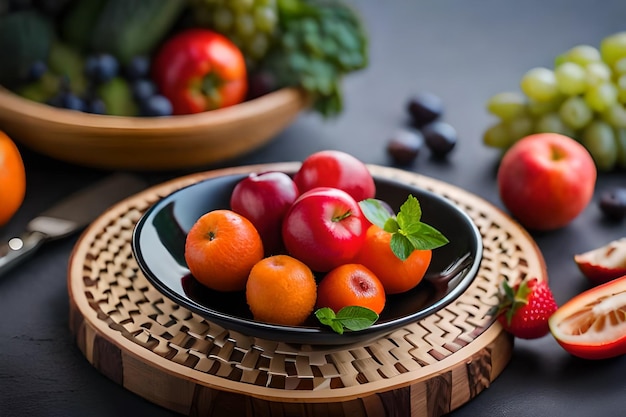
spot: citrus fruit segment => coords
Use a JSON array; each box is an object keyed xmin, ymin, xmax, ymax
[{"xmin": 549, "ymin": 275, "xmax": 626, "ymax": 359}]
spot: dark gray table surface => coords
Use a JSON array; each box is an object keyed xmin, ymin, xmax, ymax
[{"xmin": 2, "ymin": 1, "xmax": 626, "ymax": 416}]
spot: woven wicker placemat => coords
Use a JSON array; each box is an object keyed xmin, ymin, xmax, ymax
[{"xmin": 68, "ymin": 163, "xmax": 546, "ymax": 417}]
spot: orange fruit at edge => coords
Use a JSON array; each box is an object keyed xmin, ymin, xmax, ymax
[
  {"xmin": 353, "ymin": 224, "xmax": 432, "ymax": 294},
  {"xmin": 246, "ymin": 254, "xmax": 317, "ymax": 326},
  {"xmin": 316, "ymin": 263, "xmax": 386, "ymax": 315},
  {"xmin": 0, "ymin": 131, "xmax": 26, "ymax": 226},
  {"xmin": 184, "ymin": 209, "xmax": 264, "ymax": 292}
]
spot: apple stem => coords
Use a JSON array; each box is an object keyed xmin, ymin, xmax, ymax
[{"xmin": 332, "ymin": 210, "xmax": 353, "ymax": 222}]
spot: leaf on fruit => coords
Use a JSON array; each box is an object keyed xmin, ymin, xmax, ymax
[
  {"xmin": 359, "ymin": 198, "xmax": 391, "ymax": 229},
  {"xmin": 359, "ymin": 195, "xmax": 449, "ymax": 261},
  {"xmin": 314, "ymin": 306, "xmax": 379, "ymax": 334}
]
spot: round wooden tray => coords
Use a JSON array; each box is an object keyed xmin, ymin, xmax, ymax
[{"xmin": 68, "ymin": 163, "xmax": 547, "ymax": 417}]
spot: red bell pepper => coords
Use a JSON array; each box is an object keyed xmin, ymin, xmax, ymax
[{"xmin": 152, "ymin": 28, "xmax": 247, "ymax": 115}]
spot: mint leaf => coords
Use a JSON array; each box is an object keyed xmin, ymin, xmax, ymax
[
  {"xmin": 405, "ymin": 223, "xmax": 449, "ymax": 251},
  {"xmin": 396, "ymin": 195, "xmax": 422, "ymax": 233},
  {"xmin": 384, "ymin": 217, "xmax": 400, "ymax": 233},
  {"xmin": 314, "ymin": 306, "xmax": 379, "ymax": 334},
  {"xmin": 390, "ymin": 233, "xmax": 415, "ymax": 261},
  {"xmin": 360, "ymin": 194, "xmax": 449, "ymax": 261},
  {"xmin": 359, "ymin": 198, "xmax": 393, "ymax": 229},
  {"xmin": 315, "ymin": 308, "xmax": 344, "ymax": 334},
  {"xmin": 336, "ymin": 306, "xmax": 379, "ymax": 331}
]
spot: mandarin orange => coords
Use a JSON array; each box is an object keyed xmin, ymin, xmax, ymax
[
  {"xmin": 0, "ymin": 131, "xmax": 26, "ymax": 226},
  {"xmin": 353, "ymin": 224, "xmax": 432, "ymax": 294},
  {"xmin": 246, "ymin": 254, "xmax": 317, "ymax": 326},
  {"xmin": 316, "ymin": 263, "xmax": 386, "ymax": 314},
  {"xmin": 184, "ymin": 209, "xmax": 264, "ymax": 292}
]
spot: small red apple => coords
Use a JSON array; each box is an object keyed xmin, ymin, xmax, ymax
[
  {"xmin": 282, "ymin": 187, "xmax": 368, "ymax": 272},
  {"xmin": 574, "ymin": 238, "xmax": 626, "ymax": 286},
  {"xmin": 230, "ymin": 171, "xmax": 299, "ymax": 255},
  {"xmin": 497, "ymin": 133, "xmax": 597, "ymax": 231},
  {"xmin": 293, "ymin": 150, "xmax": 376, "ymax": 202}
]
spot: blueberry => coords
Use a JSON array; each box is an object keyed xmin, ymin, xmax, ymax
[
  {"xmin": 125, "ymin": 55, "xmax": 151, "ymax": 80},
  {"xmin": 386, "ymin": 128, "xmax": 424, "ymax": 165},
  {"xmin": 132, "ymin": 79, "xmax": 157, "ymax": 103},
  {"xmin": 84, "ymin": 53, "xmax": 119, "ymax": 84},
  {"xmin": 48, "ymin": 92, "xmax": 86, "ymax": 112},
  {"xmin": 422, "ymin": 121, "xmax": 457, "ymax": 157},
  {"xmin": 27, "ymin": 60, "xmax": 47, "ymax": 82},
  {"xmin": 599, "ymin": 188, "xmax": 626, "ymax": 221},
  {"xmin": 407, "ymin": 92, "xmax": 444, "ymax": 127},
  {"xmin": 85, "ymin": 98, "xmax": 107, "ymax": 115},
  {"xmin": 141, "ymin": 95, "xmax": 173, "ymax": 117}
]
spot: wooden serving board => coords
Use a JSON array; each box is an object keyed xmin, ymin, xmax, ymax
[{"xmin": 68, "ymin": 163, "xmax": 547, "ymax": 417}]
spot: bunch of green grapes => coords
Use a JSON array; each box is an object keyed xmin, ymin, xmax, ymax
[
  {"xmin": 190, "ymin": 0, "xmax": 279, "ymax": 65},
  {"xmin": 483, "ymin": 31, "xmax": 626, "ymax": 171}
]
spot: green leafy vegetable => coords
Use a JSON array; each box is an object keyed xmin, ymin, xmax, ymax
[
  {"xmin": 260, "ymin": 0, "xmax": 369, "ymax": 117},
  {"xmin": 315, "ymin": 306, "xmax": 379, "ymax": 334},
  {"xmin": 359, "ymin": 195, "xmax": 449, "ymax": 261}
]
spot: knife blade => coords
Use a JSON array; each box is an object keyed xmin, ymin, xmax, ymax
[{"xmin": 0, "ymin": 172, "xmax": 147, "ymax": 276}]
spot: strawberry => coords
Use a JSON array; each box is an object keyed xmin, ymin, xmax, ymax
[{"xmin": 494, "ymin": 277, "xmax": 558, "ymax": 339}]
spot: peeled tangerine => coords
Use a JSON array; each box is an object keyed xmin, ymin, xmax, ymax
[
  {"xmin": 549, "ymin": 275, "xmax": 626, "ymax": 360},
  {"xmin": 574, "ymin": 238, "xmax": 626, "ymax": 286}
]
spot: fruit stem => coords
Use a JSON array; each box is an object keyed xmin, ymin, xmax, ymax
[{"xmin": 332, "ymin": 210, "xmax": 352, "ymax": 222}]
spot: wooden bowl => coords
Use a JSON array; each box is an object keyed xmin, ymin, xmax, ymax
[{"xmin": 0, "ymin": 86, "xmax": 308, "ymax": 171}]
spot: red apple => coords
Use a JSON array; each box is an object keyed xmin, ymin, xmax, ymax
[
  {"xmin": 230, "ymin": 171, "xmax": 299, "ymax": 255},
  {"xmin": 282, "ymin": 187, "xmax": 368, "ymax": 272},
  {"xmin": 574, "ymin": 238, "xmax": 626, "ymax": 286},
  {"xmin": 497, "ymin": 133, "xmax": 597, "ymax": 231},
  {"xmin": 293, "ymin": 150, "xmax": 376, "ymax": 202}
]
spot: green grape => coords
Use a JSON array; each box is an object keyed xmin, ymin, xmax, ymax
[
  {"xmin": 554, "ymin": 62, "xmax": 587, "ymax": 96},
  {"xmin": 254, "ymin": 6, "xmax": 277, "ymax": 32},
  {"xmin": 527, "ymin": 96, "xmax": 563, "ymax": 116},
  {"xmin": 483, "ymin": 121, "xmax": 514, "ymax": 148},
  {"xmin": 601, "ymin": 103, "xmax": 626, "ymax": 128},
  {"xmin": 535, "ymin": 112, "xmax": 576, "ymax": 137},
  {"xmin": 613, "ymin": 57, "xmax": 626, "ymax": 76},
  {"xmin": 559, "ymin": 96, "xmax": 593, "ymax": 130},
  {"xmin": 191, "ymin": 0, "xmax": 278, "ymax": 64},
  {"xmin": 581, "ymin": 120, "xmax": 618, "ymax": 171},
  {"xmin": 615, "ymin": 128, "xmax": 626, "ymax": 168},
  {"xmin": 520, "ymin": 67, "xmax": 559, "ymax": 102},
  {"xmin": 600, "ymin": 31, "xmax": 626, "ymax": 68},
  {"xmin": 507, "ymin": 114, "xmax": 534, "ymax": 141},
  {"xmin": 486, "ymin": 91, "xmax": 527, "ymax": 121},
  {"xmin": 616, "ymin": 74, "xmax": 626, "ymax": 103},
  {"xmin": 584, "ymin": 82, "xmax": 618, "ymax": 112},
  {"xmin": 585, "ymin": 61, "xmax": 612, "ymax": 87},
  {"xmin": 231, "ymin": 0, "xmax": 254, "ymax": 13},
  {"xmin": 555, "ymin": 44, "xmax": 601, "ymax": 67}
]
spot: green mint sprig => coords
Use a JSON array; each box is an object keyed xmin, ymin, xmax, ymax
[
  {"xmin": 359, "ymin": 195, "xmax": 449, "ymax": 261},
  {"xmin": 315, "ymin": 306, "xmax": 379, "ymax": 334}
]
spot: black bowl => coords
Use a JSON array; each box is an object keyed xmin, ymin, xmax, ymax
[{"xmin": 131, "ymin": 172, "xmax": 483, "ymax": 346}]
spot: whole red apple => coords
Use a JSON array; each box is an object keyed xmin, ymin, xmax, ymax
[
  {"xmin": 282, "ymin": 187, "xmax": 368, "ymax": 272},
  {"xmin": 293, "ymin": 150, "xmax": 376, "ymax": 202},
  {"xmin": 497, "ymin": 133, "xmax": 597, "ymax": 231},
  {"xmin": 230, "ymin": 171, "xmax": 299, "ymax": 255}
]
